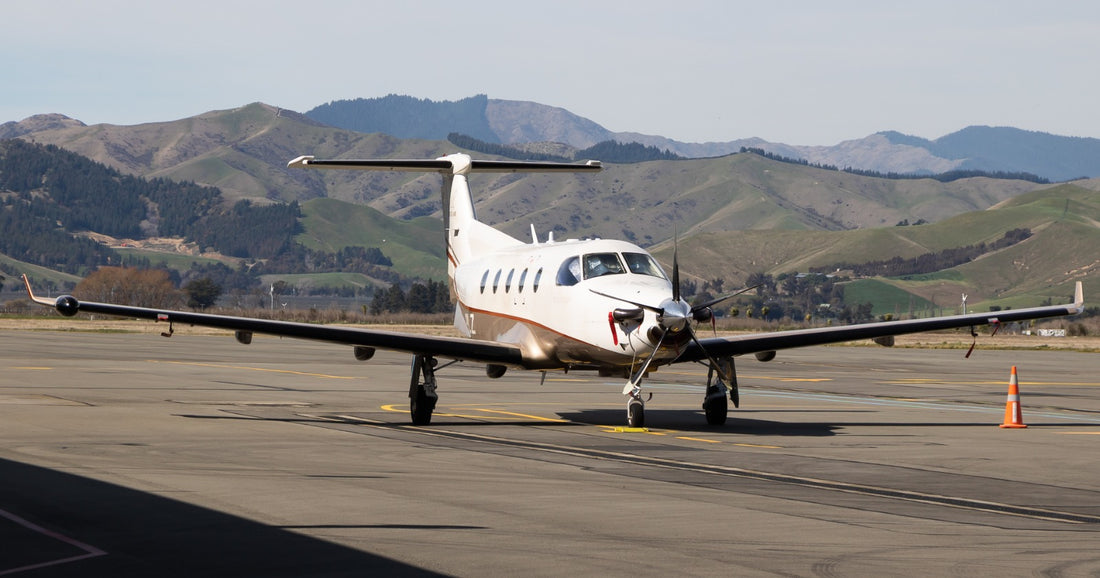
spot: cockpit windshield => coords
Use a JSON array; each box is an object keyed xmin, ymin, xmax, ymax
[
  {"xmin": 622, "ymin": 252, "xmax": 667, "ymax": 279},
  {"xmin": 556, "ymin": 251, "xmax": 667, "ymax": 286},
  {"xmin": 582, "ymin": 253, "xmax": 625, "ymax": 279}
]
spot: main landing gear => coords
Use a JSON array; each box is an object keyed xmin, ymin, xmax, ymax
[
  {"xmin": 703, "ymin": 356, "xmax": 738, "ymax": 425},
  {"xmin": 409, "ymin": 354, "xmax": 439, "ymax": 425}
]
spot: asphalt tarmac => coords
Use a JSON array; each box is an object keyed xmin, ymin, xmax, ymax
[{"xmin": 2, "ymin": 329, "xmax": 1100, "ymax": 576}]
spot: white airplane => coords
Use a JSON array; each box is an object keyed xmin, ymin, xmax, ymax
[{"xmin": 23, "ymin": 153, "xmax": 1085, "ymax": 428}]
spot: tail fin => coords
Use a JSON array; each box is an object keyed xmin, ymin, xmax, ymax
[{"xmin": 289, "ymin": 153, "xmax": 602, "ymax": 274}]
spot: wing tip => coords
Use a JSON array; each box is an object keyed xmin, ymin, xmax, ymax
[
  {"xmin": 287, "ymin": 155, "xmax": 314, "ymax": 169},
  {"xmin": 21, "ymin": 274, "xmax": 55, "ymax": 306}
]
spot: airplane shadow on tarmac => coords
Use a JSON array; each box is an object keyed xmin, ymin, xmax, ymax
[
  {"xmin": 0, "ymin": 457, "xmax": 446, "ymax": 578},
  {"xmin": 558, "ymin": 408, "xmax": 846, "ymax": 435}
]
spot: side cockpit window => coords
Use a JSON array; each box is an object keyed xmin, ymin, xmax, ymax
[{"xmin": 556, "ymin": 256, "xmax": 582, "ymax": 286}]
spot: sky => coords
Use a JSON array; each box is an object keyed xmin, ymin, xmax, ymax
[{"xmin": 5, "ymin": 0, "xmax": 1100, "ymax": 145}]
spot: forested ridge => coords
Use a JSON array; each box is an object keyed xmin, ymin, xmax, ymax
[
  {"xmin": 0, "ymin": 140, "xmax": 297, "ymax": 268},
  {"xmin": 740, "ymin": 147, "xmax": 1051, "ymax": 183},
  {"xmin": 308, "ymin": 94, "xmax": 500, "ymax": 143},
  {"xmin": 0, "ymin": 140, "xmax": 452, "ymax": 311},
  {"xmin": 810, "ymin": 228, "xmax": 1033, "ymax": 277},
  {"xmin": 447, "ymin": 132, "xmax": 682, "ymax": 163}
]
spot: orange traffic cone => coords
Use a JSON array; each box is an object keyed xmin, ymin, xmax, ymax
[{"xmin": 999, "ymin": 366, "xmax": 1028, "ymax": 429}]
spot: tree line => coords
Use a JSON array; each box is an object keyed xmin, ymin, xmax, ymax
[
  {"xmin": 739, "ymin": 147, "xmax": 1050, "ymax": 184},
  {"xmin": 0, "ymin": 140, "xmax": 422, "ymax": 298},
  {"xmin": 308, "ymin": 94, "xmax": 500, "ymax": 143},
  {"xmin": 810, "ymin": 228, "xmax": 1032, "ymax": 278},
  {"xmin": 447, "ymin": 133, "xmax": 682, "ymax": 163}
]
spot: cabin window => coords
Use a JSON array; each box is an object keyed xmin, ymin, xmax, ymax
[
  {"xmin": 623, "ymin": 252, "xmax": 667, "ymax": 279},
  {"xmin": 493, "ymin": 269, "xmax": 502, "ymax": 293},
  {"xmin": 533, "ymin": 268, "xmax": 543, "ymax": 292},
  {"xmin": 480, "ymin": 270, "xmax": 489, "ymax": 293},
  {"xmin": 583, "ymin": 253, "xmax": 625, "ymax": 280},
  {"xmin": 556, "ymin": 256, "xmax": 582, "ymax": 286},
  {"xmin": 505, "ymin": 269, "xmax": 515, "ymax": 293},
  {"xmin": 518, "ymin": 268, "xmax": 528, "ymax": 293}
]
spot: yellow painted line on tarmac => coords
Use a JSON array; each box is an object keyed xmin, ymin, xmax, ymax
[
  {"xmin": 150, "ymin": 360, "xmax": 357, "ymax": 379},
  {"xmin": 10, "ymin": 366, "xmax": 52, "ymax": 370},
  {"xmin": 676, "ymin": 436, "xmax": 721, "ymax": 444},
  {"xmin": 471, "ymin": 408, "xmax": 569, "ymax": 423},
  {"xmin": 380, "ymin": 404, "xmax": 521, "ymax": 421},
  {"xmin": 731, "ymin": 442, "xmax": 784, "ymax": 449}
]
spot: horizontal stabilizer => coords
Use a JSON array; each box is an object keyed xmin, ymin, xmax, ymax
[{"xmin": 288, "ymin": 154, "xmax": 601, "ymax": 175}]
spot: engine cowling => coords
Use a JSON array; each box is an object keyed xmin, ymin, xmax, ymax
[
  {"xmin": 55, "ymin": 295, "xmax": 80, "ymax": 317},
  {"xmin": 754, "ymin": 350, "xmax": 777, "ymax": 362}
]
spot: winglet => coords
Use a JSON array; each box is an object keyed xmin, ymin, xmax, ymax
[
  {"xmin": 287, "ymin": 155, "xmax": 314, "ymax": 169},
  {"xmin": 21, "ymin": 274, "xmax": 55, "ymax": 306},
  {"xmin": 1073, "ymin": 281, "xmax": 1084, "ymax": 313}
]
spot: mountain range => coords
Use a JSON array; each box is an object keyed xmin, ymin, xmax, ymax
[
  {"xmin": 302, "ymin": 94, "xmax": 1100, "ymax": 182},
  {"xmin": 2, "ymin": 98, "xmax": 1098, "ymax": 310},
  {"xmin": 7, "ymin": 94, "xmax": 1100, "ymax": 183}
]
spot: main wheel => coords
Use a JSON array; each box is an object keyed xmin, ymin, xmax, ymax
[
  {"xmin": 410, "ymin": 383, "xmax": 435, "ymax": 425},
  {"xmin": 703, "ymin": 387, "xmax": 728, "ymax": 426},
  {"xmin": 409, "ymin": 356, "xmax": 437, "ymax": 425},
  {"xmin": 627, "ymin": 398, "xmax": 645, "ymax": 428}
]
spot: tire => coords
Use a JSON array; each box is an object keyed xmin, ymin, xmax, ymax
[
  {"xmin": 703, "ymin": 392, "xmax": 728, "ymax": 426},
  {"xmin": 627, "ymin": 398, "xmax": 645, "ymax": 428},
  {"xmin": 410, "ymin": 384, "xmax": 435, "ymax": 425}
]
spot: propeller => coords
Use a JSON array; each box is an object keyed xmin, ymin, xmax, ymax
[{"xmin": 596, "ymin": 242, "xmax": 758, "ymax": 392}]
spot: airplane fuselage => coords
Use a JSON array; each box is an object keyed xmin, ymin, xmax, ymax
[{"xmin": 453, "ymin": 237, "xmax": 683, "ymax": 371}]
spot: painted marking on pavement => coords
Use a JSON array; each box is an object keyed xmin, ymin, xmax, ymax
[{"xmin": 151, "ymin": 360, "xmax": 356, "ymax": 379}]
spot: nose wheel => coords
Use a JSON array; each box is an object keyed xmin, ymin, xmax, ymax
[{"xmin": 627, "ymin": 396, "xmax": 645, "ymax": 428}]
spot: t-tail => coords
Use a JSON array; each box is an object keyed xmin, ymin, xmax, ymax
[{"xmin": 288, "ymin": 153, "xmax": 602, "ymax": 279}]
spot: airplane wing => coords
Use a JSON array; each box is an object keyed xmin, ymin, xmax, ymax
[
  {"xmin": 20, "ymin": 275, "xmax": 523, "ymax": 366},
  {"xmin": 678, "ymin": 281, "xmax": 1084, "ymax": 362}
]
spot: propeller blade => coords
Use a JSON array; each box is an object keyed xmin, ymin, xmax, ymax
[
  {"xmin": 685, "ymin": 324, "xmax": 733, "ymax": 385},
  {"xmin": 589, "ymin": 289, "xmax": 662, "ymax": 313},
  {"xmin": 627, "ymin": 325, "xmax": 669, "ymax": 391},
  {"xmin": 690, "ymin": 283, "xmax": 762, "ymax": 314},
  {"xmin": 672, "ymin": 238, "xmax": 681, "ymax": 303}
]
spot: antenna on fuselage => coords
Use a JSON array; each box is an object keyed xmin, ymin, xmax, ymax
[{"xmin": 530, "ymin": 224, "xmax": 539, "ymax": 244}]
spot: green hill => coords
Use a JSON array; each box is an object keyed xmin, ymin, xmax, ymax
[
  {"xmin": 661, "ymin": 183, "xmax": 1099, "ymax": 311},
  {"xmin": 297, "ymin": 198, "xmax": 445, "ymax": 280}
]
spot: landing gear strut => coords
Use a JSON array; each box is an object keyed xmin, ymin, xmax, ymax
[
  {"xmin": 703, "ymin": 357, "xmax": 737, "ymax": 426},
  {"xmin": 409, "ymin": 354, "xmax": 438, "ymax": 425}
]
